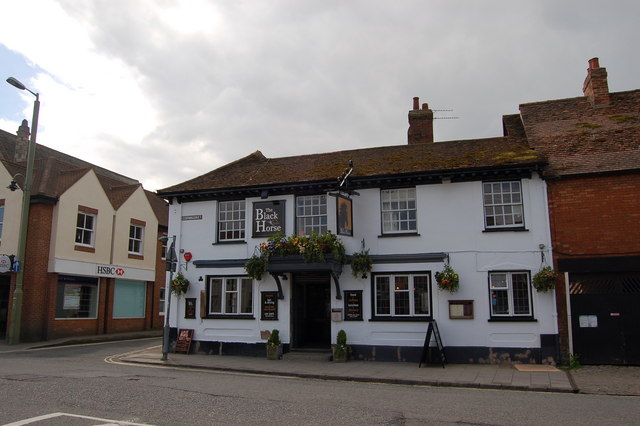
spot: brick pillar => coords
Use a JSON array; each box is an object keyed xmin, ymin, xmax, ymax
[{"xmin": 582, "ymin": 57, "xmax": 611, "ymax": 107}]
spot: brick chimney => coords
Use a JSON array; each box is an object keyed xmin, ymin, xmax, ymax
[
  {"xmin": 408, "ymin": 97, "xmax": 434, "ymax": 144},
  {"xmin": 583, "ymin": 57, "xmax": 610, "ymax": 107},
  {"xmin": 14, "ymin": 119, "xmax": 30, "ymax": 163}
]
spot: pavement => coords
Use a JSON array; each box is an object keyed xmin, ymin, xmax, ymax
[{"xmin": 3, "ymin": 331, "xmax": 640, "ymax": 396}]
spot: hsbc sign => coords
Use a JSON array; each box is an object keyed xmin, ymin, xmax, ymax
[{"xmin": 96, "ymin": 264, "xmax": 127, "ymax": 278}]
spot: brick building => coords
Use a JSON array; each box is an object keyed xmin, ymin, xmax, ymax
[
  {"xmin": 519, "ymin": 58, "xmax": 640, "ymax": 365},
  {"xmin": 0, "ymin": 123, "xmax": 167, "ymax": 342}
]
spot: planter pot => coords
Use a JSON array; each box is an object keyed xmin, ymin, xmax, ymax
[
  {"xmin": 266, "ymin": 344, "xmax": 282, "ymax": 360},
  {"xmin": 331, "ymin": 344, "xmax": 349, "ymax": 362}
]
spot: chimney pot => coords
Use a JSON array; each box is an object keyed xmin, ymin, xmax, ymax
[
  {"xmin": 413, "ymin": 97, "xmax": 419, "ymax": 110},
  {"xmin": 588, "ymin": 57, "xmax": 600, "ymax": 69},
  {"xmin": 422, "ymin": 103, "xmax": 429, "ymax": 110}
]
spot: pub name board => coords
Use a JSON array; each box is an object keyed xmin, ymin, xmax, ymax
[{"xmin": 252, "ymin": 201, "xmax": 285, "ymax": 237}]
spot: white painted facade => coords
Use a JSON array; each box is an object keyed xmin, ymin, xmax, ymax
[{"xmin": 166, "ymin": 171, "xmax": 557, "ymax": 363}]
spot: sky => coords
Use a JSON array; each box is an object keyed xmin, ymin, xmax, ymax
[{"xmin": 0, "ymin": 0, "xmax": 638, "ymax": 192}]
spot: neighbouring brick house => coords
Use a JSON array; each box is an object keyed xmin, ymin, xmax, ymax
[
  {"xmin": 518, "ymin": 58, "xmax": 640, "ymax": 365},
  {"xmin": 0, "ymin": 123, "xmax": 168, "ymax": 342}
]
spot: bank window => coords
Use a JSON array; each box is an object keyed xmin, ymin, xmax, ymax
[
  {"xmin": 381, "ymin": 188, "xmax": 417, "ymax": 234},
  {"xmin": 483, "ymin": 181, "xmax": 524, "ymax": 229},
  {"xmin": 489, "ymin": 272, "xmax": 532, "ymax": 318},
  {"xmin": 218, "ymin": 200, "xmax": 246, "ymax": 241},
  {"xmin": 0, "ymin": 200, "xmax": 4, "ymax": 241},
  {"xmin": 55, "ymin": 276, "xmax": 99, "ymax": 319},
  {"xmin": 129, "ymin": 221, "xmax": 145, "ymax": 255},
  {"xmin": 208, "ymin": 277, "xmax": 253, "ymax": 315},
  {"xmin": 76, "ymin": 210, "xmax": 96, "ymax": 247},
  {"xmin": 296, "ymin": 195, "xmax": 327, "ymax": 235},
  {"xmin": 113, "ymin": 280, "xmax": 146, "ymax": 318},
  {"xmin": 373, "ymin": 273, "xmax": 430, "ymax": 318}
]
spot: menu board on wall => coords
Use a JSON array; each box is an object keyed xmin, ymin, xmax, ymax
[
  {"xmin": 343, "ymin": 290, "xmax": 363, "ymax": 321},
  {"xmin": 261, "ymin": 291, "xmax": 278, "ymax": 320},
  {"xmin": 185, "ymin": 298, "xmax": 196, "ymax": 319}
]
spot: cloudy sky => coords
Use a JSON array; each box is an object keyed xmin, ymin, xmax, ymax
[{"xmin": 1, "ymin": 1, "xmax": 638, "ymax": 191}]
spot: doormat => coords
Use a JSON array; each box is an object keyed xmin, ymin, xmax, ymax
[{"xmin": 513, "ymin": 364, "xmax": 559, "ymax": 372}]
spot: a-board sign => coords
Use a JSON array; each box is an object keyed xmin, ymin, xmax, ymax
[
  {"xmin": 261, "ymin": 291, "xmax": 278, "ymax": 320},
  {"xmin": 175, "ymin": 329, "xmax": 194, "ymax": 354},
  {"xmin": 343, "ymin": 290, "xmax": 363, "ymax": 321},
  {"xmin": 184, "ymin": 298, "xmax": 196, "ymax": 319},
  {"xmin": 419, "ymin": 320, "xmax": 446, "ymax": 368}
]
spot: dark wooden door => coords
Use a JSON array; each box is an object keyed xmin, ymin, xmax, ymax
[{"xmin": 292, "ymin": 273, "xmax": 331, "ymax": 349}]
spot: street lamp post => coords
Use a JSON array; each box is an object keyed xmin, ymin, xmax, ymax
[
  {"xmin": 160, "ymin": 235, "xmax": 177, "ymax": 360},
  {"xmin": 6, "ymin": 77, "xmax": 39, "ymax": 345}
]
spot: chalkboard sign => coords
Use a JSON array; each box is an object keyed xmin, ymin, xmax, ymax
[
  {"xmin": 343, "ymin": 290, "xmax": 363, "ymax": 321},
  {"xmin": 175, "ymin": 329, "xmax": 194, "ymax": 354},
  {"xmin": 261, "ymin": 292, "xmax": 278, "ymax": 320},
  {"xmin": 184, "ymin": 298, "xmax": 196, "ymax": 319},
  {"xmin": 419, "ymin": 320, "xmax": 446, "ymax": 368}
]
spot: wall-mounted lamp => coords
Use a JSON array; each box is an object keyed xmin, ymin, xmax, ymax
[{"xmin": 260, "ymin": 189, "xmax": 269, "ymax": 199}]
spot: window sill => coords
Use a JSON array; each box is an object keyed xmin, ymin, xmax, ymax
[
  {"xmin": 212, "ymin": 241, "xmax": 247, "ymax": 245},
  {"xmin": 378, "ymin": 232, "xmax": 421, "ymax": 238},
  {"xmin": 74, "ymin": 245, "xmax": 95, "ymax": 253},
  {"xmin": 488, "ymin": 317, "xmax": 537, "ymax": 322},
  {"xmin": 203, "ymin": 314, "xmax": 255, "ymax": 320},
  {"xmin": 483, "ymin": 227, "xmax": 528, "ymax": 233},
  {"xmin": 369, "ymin": 316, "xmax": 431, "ymax": 322},
  {"xmin": 128, "ymin": 253, "xmax": 144, "ymax": 260}
]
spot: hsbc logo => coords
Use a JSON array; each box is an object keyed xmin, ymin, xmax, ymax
[{"xmin": 96, "ymin": 264, "xmax": 127, "ymax": 277}]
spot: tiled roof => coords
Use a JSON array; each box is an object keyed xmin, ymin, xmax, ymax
[
  {"xmin": 159, "ymin": 136, "xmax": 543, "ymax": 195},
  {"xmin": 520, "ymin": 90, "xmax": 640, "ymax": 177}
]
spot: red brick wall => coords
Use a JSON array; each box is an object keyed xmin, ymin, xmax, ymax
[
  {"xmin": 547, "ymin": 172, "xmax": 640, "ymax": 357},
  {"xmin": 20, "ymin": 203, "xmax": 54, "ymax": 341}
]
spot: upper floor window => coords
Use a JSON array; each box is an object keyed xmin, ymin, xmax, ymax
[
  {"xmin": 208, "ymin": 276, "xmax": 253, "ymax": 316},
  {"xmin": 129, "ymin": 220, "xmax": 145, "ymax": 256},
  {"xmin": 373, "ymin": 273, "xmax": 430, "ymax": 318},
  {"xmin": 489, "ymin": 271, "xmax": 532, "ymax": 318},
  {"xmin": 160, "ymin": 233, "xmax": 167, "ymax": 260},
  {"xmin": 0, "ymin": 200, "xmax": 5, "ymax": 241},
  {"xmin": 218, "ymin": 200, "xmax": 245, "ymax": 241},
  {"xmin": 75, "ymin": 206, "xmax": 97, "ymax": 248},
  {"xmin": 483, "ymin": 181, "xmax": 524, "ymax": 229},
  {"xmin": 381, "ymin": 188, "xmax": 417, "ymax": 234},
  {"xmin": 296, "ymin": 195, "xmax": 327, "ymax": 235}
]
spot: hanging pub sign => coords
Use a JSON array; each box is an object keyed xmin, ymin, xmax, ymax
[
  {"xmin": 336, "ymin": 194, "xmax": 353, "ymax": 236},
  {"xmin": 252, "ymin": 201, "xmax": 285, "ymax": 237}
]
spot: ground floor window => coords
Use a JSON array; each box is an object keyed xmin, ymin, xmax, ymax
[
  {"xmin": 208, "ymin": 276, "xmax": 253, "ymax": 315},
  {"xmin": 372, "ymin": 272, "xmax": 431, "ymax": 318},
  {"xmin": 113, "ymin": 279, "xmax": 146, "ymax": 318},
  {"xmin": 489, "ymin": 271, "xmax": 532, "ymax": 318},
  {"xmin": 55, "ymin": 275, "xmax": 99, "ymax": 319}
]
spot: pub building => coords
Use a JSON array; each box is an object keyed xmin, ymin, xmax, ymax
[{"xmin": 157, "ymin": 98, "xmax": 559, "ymax": 363}]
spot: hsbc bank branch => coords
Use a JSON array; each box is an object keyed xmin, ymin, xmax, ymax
[{"xmin": 48, "ymin": 258, "xmax": 157, "ymax": 338}]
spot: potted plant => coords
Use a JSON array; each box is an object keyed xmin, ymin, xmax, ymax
[
  {"xmin": 332, "ymin": 329, "xmax": 351, "ymax": 362},
  {"xmin": 245, "ymin": 254, "xmax": 267, "ymax": 280},
  {"xmin": 350, "ymin": 249, "xmax": 373, "ymax": 278},
  {"xmin": 533, "ymin": 266, "xmax": 557, "ymax": 292},
  {"xmin": 266, "ymin": 329, "xmax": 282, "ymax": 360},
  {"xmin": 435, "ymin": 264, "xmax": 459, "ymax": 293},
  {"xmin": 171, "ymin": 272, "xmax": 190, "ymax": 296}
]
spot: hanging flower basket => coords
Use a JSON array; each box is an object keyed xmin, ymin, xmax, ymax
[
  {"xmin": 533, "ymin": 266, "xmax": 557, "ymax": 293},
  {"xmin": 171, "ymin": 272, "xmax": 190, "ymax": 296},
  {"xmin": 435, "ymin": 264, "xmax": 459, "ymax": 293},
  {"xmin": 350, "ymin": 249, "xmax": 373, "ymax": 278}
]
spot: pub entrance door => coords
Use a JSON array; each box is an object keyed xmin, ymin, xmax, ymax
[{"xmin": 291, "ymin": 272, "xmax": 331, "ymax": 349}]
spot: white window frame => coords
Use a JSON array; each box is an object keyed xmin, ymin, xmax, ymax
[
  {"xmin": 381, "ymin": 188, "xmax": 417, "ymax": 234},
  {"xmin": 489, "ymin": 271, "xmax": 533, "ymax": 318},
  {"xmin": 159, "ymin": 287, "xmax": 166, "ymax": 316},
  {"xmin": 208, "ymin": 276, "xmax": 253, "ymax": 315},
  {"xmin": 218, "ymin": 200, "xmax": 246, "ymax": 242},
  {"xmin": 128, "ymin": 223, "xmax": 144, "ymax": 255},
  {"xmin": 296, "ymin": 195, "xmax": 328, "ymax": 235},
  {"xmin": 483, "ymin": 181, "xmax": 524, "ymax": 229},
  {"xmin": 373, "ymin": 273, "xmax": 431, "ymax": 317},
  {"xmin": 75, "ymin": 211, "xmax": 96, "ymax": 247}
]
